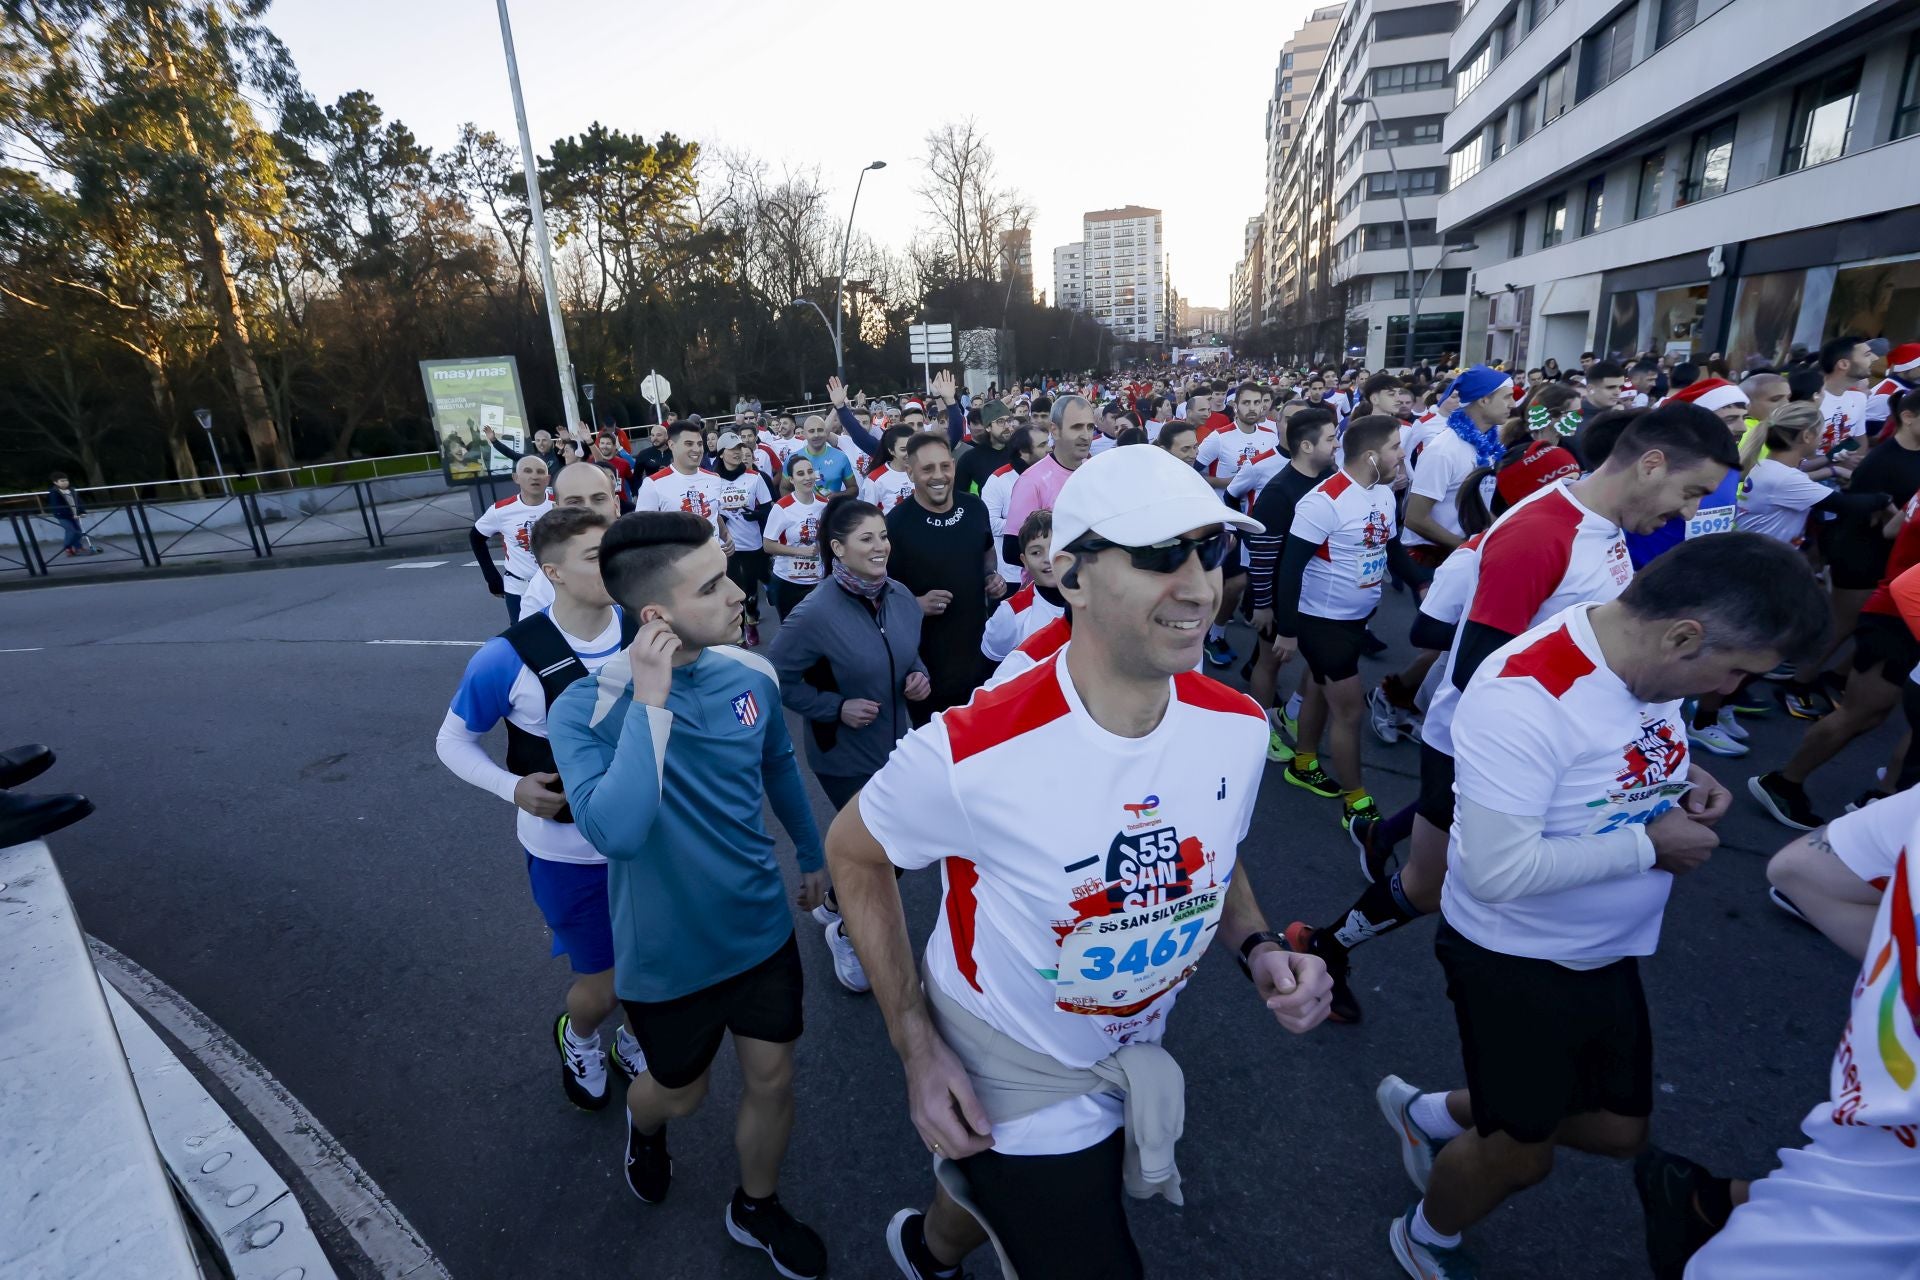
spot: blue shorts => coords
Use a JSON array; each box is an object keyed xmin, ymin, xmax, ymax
[{"xmin": 524, "ymin": 853, "xmax": 615, "ymax": 975}]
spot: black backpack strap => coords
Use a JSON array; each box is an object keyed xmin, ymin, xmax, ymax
[{"xmin": 502, "ymin": 612, "xmax": 587, "ymax": 710}]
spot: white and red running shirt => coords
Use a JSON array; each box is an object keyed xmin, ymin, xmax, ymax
[
  {"xmin": 715, "ymin": 469, "xmax": 772, "ymax": 552},
  {"xmin": 1196, "ymin": 425, "xmax": 1280, "ymax": 486},
  {"xmin": 980, "ymin": 583, "xmax": 1066, "ymax": 662},
  {"xmin": 858, "ymin": 654, "xmax": 1267, "ymax": 1155},
  {"xmin": 473, "ymin": 493, "xmax": 553, "ymax": 593},
  {"xmin": 859, "ymin": 464, "xmax": 916, "ymax": 515},
  {"xmin": 1402, "ymin": 427, "xmax": 1479, "ymax": 547},
  {"xmin": 981, "ymin": 463, "xmax": 1024, "ymax": 580},
  {"xmin": 1288, "ymin": 468, "xmax": 1398, "ymax": 621},
  {"xmin": 764, "ymin": 493, "xmax": 825, "ymax": 585},
  {"xmin": 1444, "ymin": 602, "xmax": 1687, "ymax": 966},
  {"xmin": 1820, "ymin": 386, "xmax": 1870, "ymax": 453},
  {"xmin": 1422, "ymin": 482, "xmax": 1633, "ymax": 756},
  {"xmin": 1867, "ymin": 376, "xmax": 1913, "ymax": 429},
  {"xmin": 634, "ymin": 466, "xmax": 729, "ymax": 540}
]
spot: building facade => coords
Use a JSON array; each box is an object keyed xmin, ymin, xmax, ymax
[
  {"xmin": 1052, "ymin": 241, "xmax": 1084, "ymax": 311},
  {"xmin": 1258, "ymin": 4, "xmax": 1345, "ymax": 344},
  {"xmin": 1439, "ymin": 0, "xmax": 1920, "ymax": 371},
  {"xmin": 1232, "ymin": 215, "xmax": 1266, "ymax": 338},
  {"xmin": 1081, "ymin": 206, "xmax": 1166, "ymax": 343},
  {"xmin": 998, "ymin": 226, "xmax": 1033, "ymax": 283}
]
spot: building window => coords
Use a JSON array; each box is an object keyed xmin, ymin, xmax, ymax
[
  {"xmin": 1367, "ymin": 169, "xmax": 1443, "ymax": 199},
  {"xmin": 1681, "ymin": 118, "xmax": 1735, "ymax": 204},
  {"xmin": 1456, "ymin": 41, "xmax": 1494, "ymax": 104},
  {"xmin": 1894, "ymin": 37, "xmax": 1920, "ymax": 140},
  {"xmin": 1510, "ymin": 211, "xmax": 1527, "ymax": 257},
  {"xmin": 1655, "ymin": 0, "xmax": 1696, "ymax": 49},
  {"xmin": 1515, "ymin": 88, "xmax": 1540, "ymax": 141},
  {"xmin": 1448, "ymin": 134, "xmax": 1486, "ymax": 188},
  {"xmin": 1581, "ymin": 175, "xmax": 1605, "ymax": 234},
  {"xmin": 1365, "ymin": 219, "xmax": 1438, "ymax": 250},
  {"xmin": 1783, "ymin": 61, "xmax": 1862, "ymax": 173},
  {"xmin": 1542, "ymin": 194, "xmax": 1567, "ymax": 248},
  {"xmin": 1541, "ymin": 59, "xmax": 1572, "ymax": 124},
  {"xmin": 1488, "ymin": 115, "xmax": 1508, "ymax": 161},
  {"xmin": 1635, "ymin": 151, "xmax": 1665, "ymax": 219},
  {"xmin": 1372, "ymin": 60, "xmax": 1449, "ymax": 95},
  {"xmin": 1576, "ymin": 3, "xmax": 1639, "ymax": 103},
  {"xmin": 1371, "ymin": 117, "xmax": 1446, "ymax": 147}
]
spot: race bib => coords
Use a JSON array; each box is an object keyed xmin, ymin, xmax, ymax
[
  {"xmin": 785, "ymin": 556, "xmax": 820, "ymax": 582},
  {"xmin": 1583, "ymin": 780, "xmax": 1694, "ymax": 836},
  {"xmin": 1686, "ymin": 505, "xmax": 1734, "ymax": 539},
  {"xmin": 1355, "ymin": 548, "xmax": 1387, "ymax": 589},
  {"xmin": 1054, "ymin": 885, "xmax": 1225, "ymax": 1012}
]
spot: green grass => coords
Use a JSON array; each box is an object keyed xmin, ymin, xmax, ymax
[{"xmin": 229, "ymin": 454, "xmax": 439, "ymax": 492}]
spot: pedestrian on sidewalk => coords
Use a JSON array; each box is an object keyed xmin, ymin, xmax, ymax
[{"xmin": 47, "ymin": 473, "xmax": 101, "ymax": 556}]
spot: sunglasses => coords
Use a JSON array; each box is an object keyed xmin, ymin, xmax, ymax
[{"xmin": 1075, "ymin": 528, "xmax": 1236, "ymax": 574}]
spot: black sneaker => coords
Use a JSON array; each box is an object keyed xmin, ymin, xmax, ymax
[
  {"xmin": 1351, "ymin": 813, "xmax": 1398, "ymax": 885},
  {"xmin": 624, "ymin": 1120, "xmax": 672, "ymax": 1204},
  {"xmin": 886, "ymin": 1208, "xmax": 967, "ymax": 1279},
  {"xmin": 1203, "ymin": 633, "xmax": 1237, "ymax": 667},
  {"xmin": 725, "ymin": 1190, "xmax": 826, "ymax": 1279},
  {"xmin": 1633, "ymin": 1148, "xmax": 1722, "ymax": 1280},
  {"xmin": 1284, "ymin": 922, "xmax": 1362, "ymax": 1024},
  {"xmin": 1748, "ymin": 772, "xmax": 1823, "ymax": 831},
  {"xmin": 1845, "ymin": 788, "xmax": 1889, "ymax": 814}
]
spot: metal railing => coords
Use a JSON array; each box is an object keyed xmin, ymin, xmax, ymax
[{"xmin": 0, "ymin": 452, "xmax": 441, "ymax": 518}]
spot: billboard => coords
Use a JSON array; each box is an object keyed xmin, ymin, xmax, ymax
[{"xmin": 419, "ymin": 357, "xmax": 530, "ymax": 484}]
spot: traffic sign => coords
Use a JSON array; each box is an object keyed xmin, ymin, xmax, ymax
[
  {"xmin": 640, "ymin": 372, "xmax": 672, "ymax": 405},
  {"xmin": 908, "ymin": 323, "xmax": 954, "ymax": 362}
]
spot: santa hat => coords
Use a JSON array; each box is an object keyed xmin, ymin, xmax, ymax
[
  {"xmin": 1888, "ymin": 344, "xmax": 1920, "ymax": 376},
  {"xmin": 901, "ymin": 399, "xmax": 925, "ymax": 413},
  {"xmin": 1669, "ymin": 377, "xmax": 1748, "ymax": 415}
]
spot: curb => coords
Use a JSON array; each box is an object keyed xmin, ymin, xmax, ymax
[{"xmin": 0, "ymin": 537, "xmax": 472, "ymax": 593}]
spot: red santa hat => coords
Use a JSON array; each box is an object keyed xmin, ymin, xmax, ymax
[
  {"xmin": 1888, "ymin": 344, "xmax": 1920, "ymax": 376},
  {"xmin": 1668, "ymin": 376, "xmax": 1748, "ymax": 415}
]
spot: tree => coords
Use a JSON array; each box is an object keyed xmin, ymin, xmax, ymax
[{"xmin": 915, "ymin": 120, "xmax": 1030, "ymax": 285}]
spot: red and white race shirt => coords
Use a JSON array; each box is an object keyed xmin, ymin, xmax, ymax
[
  {"xmin": 1821, "ymin": 387, "xmax": 1870, "ymax": 453},
  {"xmin": 753, "ymin": 442, "xmax": 785, "ymax": 483},
  {"xmin": 1197, "ymin": 425, "xmax": 1281, "ymax": 485},
  {"xmin": 836, "ymin": 434, "xmax": 872, "ymax": 477},
  {"xmin": 1867, "ymin": 376, "xmax": 1913, "ymax": 428},
  {"xmin": 980, "ymin": 583, "xmax": 1066, "ymax": 662},
  {"xmin": 1417, "ymin": 531, "xmax": 1486, "ymax": 630},
  {"xmin": 715, "ymin": 469, "xmax": 772, "ymax": 551},
  {"xmin": 1289, "ymin": 468, "xmax": 1398, "ymax": 621},
  {"xmin": 981, "ymin": 463, "xmax": 1024, "ymax": 580},
  {"xmin": 859, "ymin": 464, "xmax": 915, "ymax": 515},
  {"xmin": 764, "ymin": 493, "xmax": 824, "ymax": 585},
  {"xmin": 473, "ymin": 493, "xmax": 553, "ymax": 592},
  {"xmin": 859, "ymin": 654, "xmax": 1267, "ymax": 1155},
  {"xmin": 1403, "ymin": 427, "xmax": 1479, "ymax": 547},
  {"xmin": 1422, "ymin": 482, "xmax": 1633, "ymax": 756},
  {"xmin": 634, "ymin": 466, "xmax": 729, "ymax": 540},
  {"xmin": 988, "ymin": 616, "xmax": 1071, "ymax": 687},
  {"xmin": 1227, "ymin": 448, "xmax": 1286, "ymax": 508},
  {"xmin": 1444, "ymin": 602, "xmax": 1687, "ymax": 965}
]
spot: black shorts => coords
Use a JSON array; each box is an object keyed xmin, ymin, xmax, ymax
[
  {"xmin": 1295, "ymin": 613, "xmax": 1367, "ymax": 683},
  {"xmin": 1416, "ymin": 742, "xmax": 1457, "ymax": 830},
  {"xmin": 1851, "ymin": 611, "xmax": 1920, "ymax": 686},
  {"xmin": 620, "ymin": 934, "xmax": 804, "ymax": 1091},
  {"xmin": 1435, "ymin": 921, "xmax": 1653, "ymax": 1144},
  {"xmin": 727, "ymin": 547, "xmax": 770, "ymax": 596},
  {"xmin": 954, "ymin": 1130, "xmax": 1143, "ymax": 1280}
]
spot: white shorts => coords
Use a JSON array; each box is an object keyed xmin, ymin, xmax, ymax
[{"xmin": 1685, "ymin": 1107, "xmax": 1920, "ymax": 1280}]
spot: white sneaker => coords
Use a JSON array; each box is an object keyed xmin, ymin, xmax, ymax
[
  {"xmin": 810, "ymin": 900, "xmax": 840, "ymax": 927},
  {"xmin": 1716, "ymin": 706, "xmax": 1750, "ymax": 742},
  {"xmin": 1376, "ymin": 1075, "xmax": 1447, "ymax": 1194},
  {"xmin": 555, "ymin": 1012, "xmax": 611, "ymax": 1111},
  {"xmin": 824, "ymin": 919, "xmax": 871, "ymax": 993},
  {"xmin": 610, "ymin": 1027, "xmax": 648, "ymax": 1080},
  {"xmin": 1691, "ymin": 723, "xmax": 1749, "ymax": 758},
  {"xmin": 1366, "ymin": 685, "xmax": 1402, "ymax": 745}
]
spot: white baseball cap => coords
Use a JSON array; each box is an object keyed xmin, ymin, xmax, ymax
[{"xmin": 1050, "ymin": 445, "xmax": 1264, "ymax": 560}]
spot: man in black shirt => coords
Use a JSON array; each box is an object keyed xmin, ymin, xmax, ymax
[
  {"xmin": 1245, "ymin": 406, "xmax": 1339, "ymax": 756},
  {"xmin": 884, "ymin": 435, "xmax": 1006, "ymax": 723},
  {"xmin": 630, "ymin": 422, "xmax": 672, "ymax": 476},
  {"xmin": 954, "ymin": 407, "xmax": 1019, "ymax": 496}
]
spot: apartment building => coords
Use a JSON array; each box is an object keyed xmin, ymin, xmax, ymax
[
  {"xmin": 1052, "ymin": 241, "xmax": 1084, "ymax": 311},
  {"xmin": 1439, "ymin": 0, "xmax": 1920, "ymax": 369},
  {"xmin": 998, "ymin": 226, "xmax": 1033, "ymax": 282},
  {"xmin": 1259, "ymin": 4, "xmax": 1344, "ymax": 337},
  {"xmin": 1081, "ymin": 206, "xmax": 1166, "ymax": 343}
]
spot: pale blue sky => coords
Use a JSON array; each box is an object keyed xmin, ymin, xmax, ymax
[{"xmin": 268, "ymin": 0, "xmax": 1317, "ymax": 309}]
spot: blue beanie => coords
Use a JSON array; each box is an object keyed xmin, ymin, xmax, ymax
[{"xmin": 1451, "ymin": 364, "xmax": 1511, "ymax": 406}]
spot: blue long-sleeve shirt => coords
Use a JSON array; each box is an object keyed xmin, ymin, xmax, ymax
[
  {"xmin": 836, "ymin": 402, "xmax": 965, "ymax": 455},
  {"xmin": 547, "ymin": 642, "xmax": 823, "ymax": 1002}
]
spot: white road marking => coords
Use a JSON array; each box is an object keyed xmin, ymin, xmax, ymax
[
  {"xmin": 0, "ymin": 647, "xmax": 45, "ymax": 653},
  {"xmin": 91, "ymin": 937, "xmax": 450, "ymax": 1280},
  {"xmin": 387, "ymin": 561, "xmax": 447, "ymax": 570},
  {"xmin": 365, "ymin": 640, "xmax": 484, "ymax": 647}
]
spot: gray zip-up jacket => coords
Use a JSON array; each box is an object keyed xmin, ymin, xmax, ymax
[{"xmin": 767, "ymin": 578, "xmax": 927, "ymax": 780}]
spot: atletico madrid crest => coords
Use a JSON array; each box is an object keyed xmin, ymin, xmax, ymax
[{"xmin": 731, "ymin": 691, "xmax": 760, "ymax": 726}]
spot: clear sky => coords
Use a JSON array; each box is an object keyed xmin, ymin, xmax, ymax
[{"xmin": 267, "ymin": 0, "xmax": 1317, "ymax": 310}]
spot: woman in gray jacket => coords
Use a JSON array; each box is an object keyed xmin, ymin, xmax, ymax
[{"xmin": 768, "ymin": 494, "xmax": 931, "ymax": 812}]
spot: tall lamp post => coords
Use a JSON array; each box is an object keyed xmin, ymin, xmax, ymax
[
  {"xmin": 1341, "ymin": 92, "xmax": 1418, "ymax": 370},
  {"xmin": 833, "ymin": 161, "xmax": 887, "ymax": 381},
  {"xmin": 193, "ymin": 408, "xmax": 230, "ymax": 497},
  {"xmin": 787, "ymin": 298, "xmax": 838, "ymax": 373},
  {"xmin": 1410, "ymin": 243, "xmax": 1478, "ymax": 370}
]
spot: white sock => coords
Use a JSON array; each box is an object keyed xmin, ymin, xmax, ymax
[
  {"xmin": 1411, "ymin": 1201, "xmax": 1461, "ymax": 1249},
  {"xmin": 1207, "ymin": 624, "xmax": 1226, "ymax": 642},
  {"xmin": 1410, "ymin": 1092, "xmax": 1465, "ymax": 1141},
  {"xmin": 615, "ymin": 1025, "xmax": 642, "ymax": 1054},
  {"xmin": 563, "ymin": 1019, "xmax": 600, "ymax": 1052}
]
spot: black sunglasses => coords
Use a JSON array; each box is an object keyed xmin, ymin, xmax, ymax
[{"xmin": 1075, "ymin": 528, "xmax": 1236, "ymax": 574}]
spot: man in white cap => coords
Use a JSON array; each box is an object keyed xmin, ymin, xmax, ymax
[{"xmin": 824, "ymin": 444, "xmax": 1334, "ymax": 1280}]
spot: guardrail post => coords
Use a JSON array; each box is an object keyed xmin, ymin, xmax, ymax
[
  {"xmin": 10, "ymin": 513, "xmax": 45, "ymax": 577},
  {"xmin": 125, "ymin": 503, "xmax": 155, "ymax": 567},
  {"xmin": 351, "ymin": 481, "xmax": 378, "ymax": 548},
  {"xmin": 135, "ymin": 503, "xmax": 162, "ymax": 565},
  {"xmin": 241, "ymin": 493, "xmax": 271, "ymax": 557},
  {"xmin": 367, "ymin": 486, "xmax": 388, "ymax": 547}
]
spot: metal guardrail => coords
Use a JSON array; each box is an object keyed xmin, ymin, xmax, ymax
[{"xmin": 0, "ymin": 453, "xmax": 442, "ymax": 518}]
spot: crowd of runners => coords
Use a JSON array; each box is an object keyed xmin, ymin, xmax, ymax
[{"xmin": 438, "ymin": 338, "xmax": 1920, "ymax": 1279}]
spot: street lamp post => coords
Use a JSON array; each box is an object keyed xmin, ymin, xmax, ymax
[
  {"xmin": 193, "ymin": 408, "xmax": 230, "ymax": 497},
  {"xmin": 788, "ymin": 298, "xmax": 838, "ymax": 373},
  {"xmin": 1409, "ymin": 243, "xmax": 1478, "ymax": 371},
  {"xmin": 1341, "ymin": 92, "xmax": 1418, "ymax": 371},
  {"xmin": 833, "ymin": 161, "xmax": 886, "ymax": 381}
]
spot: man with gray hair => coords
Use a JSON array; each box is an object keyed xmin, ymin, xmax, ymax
[{"xmin": 1002, "ymin": 395, "xmax": 1096, "ymax": 569}]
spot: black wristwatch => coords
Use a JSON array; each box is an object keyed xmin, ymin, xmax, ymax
[{"xmin": 1237, "ymin": 929, "xmax": 1290, "ymax": 978}]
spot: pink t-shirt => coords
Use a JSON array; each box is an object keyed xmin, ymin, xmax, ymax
[{"xmin": 1005, "ymin": 455, "xmax": 1077, "ymax": 538}]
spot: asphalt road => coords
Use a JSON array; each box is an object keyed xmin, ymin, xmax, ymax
[{"xmin": 7, "ymin": 557, "xmax": 1878, "ymax": 1280}]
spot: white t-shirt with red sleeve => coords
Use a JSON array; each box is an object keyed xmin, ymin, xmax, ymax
[
  {"xmin": 1443, "ymin": 602, "xmax": 1686, "ymax": 966},
  {"xmin": 857, "ymin": 655, "xmax": 1267, "ymax": 1156},
  {"xmin": 1227, "ymin": 447, "xmax": 1286, "ymax": 508},
  {"xmin": 859, "ymin": 464, "xmax": 916, "ymax": 515},
  {"xmin": 472, "ymin": 493, "xmax": 553, "ymax": 594},
  {"xmin": 1403, "ymin": 426, "xmax": 1478, "ymax": 547},
  {"xmin": 1422, "ymin": 482, "xmax": 1633, "ymax": 756},
  {"xmin": 1196, "ymin": 425, "xmax": 1280, "ymax": 487},
  {"xmin": 634, "ymin": 466, "xmax": 729, "ymax": 540},
  {"xmin": 764, "ymin": 493, "xmax": 825, "ymax": 585},
  {"xmin": 982, "ymin": 463, "xmax": 1027, "ymax": 580},
  {"xmin": 1819, "ymin": 387, "xmax": 1870, "ymax": 453},
  {"xmin": 980, "ymin": 583, "xmax": 1066, "ymax": 662},
  {"xmin": 1288, "ymin": 468, "xmax": 1398, "ymax": 622}
]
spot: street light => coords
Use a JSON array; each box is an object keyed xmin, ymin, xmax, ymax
[
  {"xmin": 832, "ymin": 161, "xmax": 886, "ymax": 381},
  {"xmin": 1409, "ymin": 243, "xmax": 1478, "ymax": 371},
  {"xmin": 1341, "ymin": 91, "xmax": 1419, "ymax": 370},
  {"xmin": 193, "ymin": 407, "xmax": 230, "ymax": 497},
  {"xmin": 788, "ymin": 298, "xmax": 838, "ymax": 374}
]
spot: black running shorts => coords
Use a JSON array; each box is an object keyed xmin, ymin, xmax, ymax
[
  {"xmin": 1435, "ymin": 921, "xmax": 1653, "ymax": 1144},
  {"xmin": 1852, "ymin": 611, "xmax": 1920, "ymax": 686},
  {"xmin": 620, "ymin": 933, "xmax": 804, "ymax": 1091},
  {"xmin": 954, "ymin": 1130, "xmax": 1144, "ymax": 1280},
  {"xmin": 1416, "ymin": 742, "xmax": 1457, "ymax": 831},
  {"xmin": 1294, "ymin": 613, "xmax": 1367, "ymax": 684}
]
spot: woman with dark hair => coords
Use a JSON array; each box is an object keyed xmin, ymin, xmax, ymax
[
  {"xmin": 1456, "ymin": 383, "xmax": 1585, "ymax": 535},
  {"xmin": 765, "ymin": 452, "xmax": 828, "ymax": 617}
]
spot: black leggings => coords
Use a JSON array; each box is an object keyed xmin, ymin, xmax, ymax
[
  {"xmin": 954, "ymin": 1130, "xmax": 1143, "ymax": 1280},
  {"xmin": 816, "ymin": 771, "xmax": 871, "ymax": 811},
  {"xmin": 770, "ymin": 576, "xmax": 816, "ymax": 618}
]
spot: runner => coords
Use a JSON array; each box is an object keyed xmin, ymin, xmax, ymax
[
  {"xmin": 517, "ymin": 462, "xmax": 619, "ymax": 616},
  {"xmin": 792, "ymin": 414, "xmax": 857, "ymax": 495},
  {"xmin": 469, "ymin": 454, "xmax": 552, "ymax": 623},
  {"xmin": 1865, "ymin": 342, "xmax": 1919, "ymax": 433},
  {"xmin": 980, "ymin": 511, "xmax": 1067, "ymax": 663},
  {"xmin": 823, "ymin": 443, "xmax": 1332, "ymax": 1280},
  {"xmin": 715, "ymin": 432, "xmax": 775, "ymax": 647},
  {"xmin": 981, "ymin": 426, "xmax": 1049, "ymax": 584},
  {"xmin": 1245, "ymin": 406, "xmax": 1339, "ymax": 762},
  {"xmin": 546, "ymin": 511, "xmax": 828, "ymax": 1279},
  {"xmin": 1379, "ymin": 533, "xmax": 1828, "ymax": 1280},
  {"xmin": 438, "ymin": 504, "xmax": 648, "ymax": 1110},
  {"xmin": 764, "ymin": 455, "xmax": 827, "ymax": 618},
  {"xmin": 1003, "ymin": 395, "xmax": 1096, "ymax": 569},
  {"xmin": 634, "ymin": 421, "xmax": 734, "ymax": 549},
  {"xmin": 859, "ymin": 425, "xmax": 919, "ymax": 515},
  {"xmin": 1268, "ymin": 415, "xmax": 1403, "ymax": 830},
  {"xmin": 1402, "ymin": 365, "xmax": 1510, "ymax": 573}
]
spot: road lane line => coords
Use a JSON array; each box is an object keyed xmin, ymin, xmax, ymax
[
  {"xmin": 387, "ymin": 561, "xmax": 447, "ymax": 570},
  {"xmin": 90, "ymin": 937, "xmax": 450, "ymax": 1280},
  {"xmin": 365, "ymin": 640, "xmax": 484, "ymax": 647},
  {"xmin": 0, "ymin": 647, "xmax": 44, "ymax": 652}
]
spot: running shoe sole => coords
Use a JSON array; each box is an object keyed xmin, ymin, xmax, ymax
[
  {"xmin": 1689, "ymin": 730, "xmax": 1748, "ymax": 758},
  {"xmin": 1768, "ymin": 886, "xmax": 1812, "ymax": 926},
  {"xmin": 725, "ymin": 1202, "xmax": 823, "ymax": 1280},
  {"xmin": 885, "ymin": 1208, "xmax": 928, "ymax": 1280},
  {"xmin": 1284, "ymin": 768, "xmax": 1342, "ymax": 799},
  {"xmin": 809, "ymin": 903, "xmax": 840, "ymax": 927},
  {"xmin": 1746, "ymin": 775, "xmax": 1818, "ymax": 832},
  {"xmin": 1377, "ymin": 1075, "xmax": 1440, "ymax": 1194}
]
